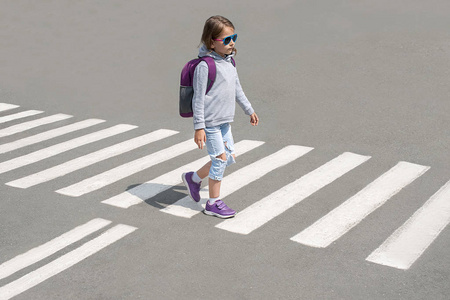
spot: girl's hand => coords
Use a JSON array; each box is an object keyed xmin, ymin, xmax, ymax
[
  {"xmin": 250, "ymin": 112, "xmax": 259, "ymax": 126},
  {"xmin": 194, "ymin": 129, "xmax": 206, "ymax": 149}
]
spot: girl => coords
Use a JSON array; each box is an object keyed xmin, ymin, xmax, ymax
[{"xmin": 182, "ymin": 15, "xmax": 259, "ymax": 218}]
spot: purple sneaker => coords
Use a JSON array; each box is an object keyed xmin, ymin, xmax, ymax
[
  {"xmin": 204, "ymin": 200, "xmax": 236, "ymax": 218},
  {"xmin": 182, "ymin": 172, "xmax": 201, "ymax": 202}
]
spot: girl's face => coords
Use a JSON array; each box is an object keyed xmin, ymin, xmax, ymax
[{"xmin": 211, "ymin": 26, "xmax": 235, "ymax": 57}]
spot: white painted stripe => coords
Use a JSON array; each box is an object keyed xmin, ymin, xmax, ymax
[
  {"xmin": 102, "ymin": 140, "xmax": 265, "ymax": 208},
  {"xmin": 7, "ymin": 129, "xmax": 178, "ymax": 188},
  {"xmin": 366, "ymin": 179, "xmax": 450, "ymax": 270},
  {"xmin": 0, "ymin": 110, "xmax": 43, "ymax": 124},
  {"xmin": 0, "ymin": 103, "xmax": 19, "ymax": 112},
  {"xmin": 216, "ymin": 152, "xmax": 371, "ymax": 235},
  {"xmin": 0, "ymin": 224, "xmax": 137, "ymax": 300},
  {"xmin": 0, "ymin": 119, "xmax": 105, "ymax": 154},
  {"xmin": 161, "ymin": 145, "xmax": 314, "ymax": 218},
  {"xmin": 56, "ymin": 139, "xmax": 197, "ymax": 197},
  {"xmin": 290, "ymin": 162, "xmax": 430, "ymax": 248},
  {"xmin": 0, "ymin": 218, "xmax": 111, "ymax": 280},
  {"xmin": 0, "ymin": 114, "xmax": 73, "ymax": 137},
  {"xmin": 0, "ymin": 124, "xmax": 137, "ymax": 174}
]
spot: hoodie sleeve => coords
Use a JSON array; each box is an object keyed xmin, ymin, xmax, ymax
[
  {"xmin": 235, "ymin": 72, "xmax": 255, "ymax": 116},
  {"xmin": 192, "ymin": 62, "xmax": 208, "ymax": 130}
]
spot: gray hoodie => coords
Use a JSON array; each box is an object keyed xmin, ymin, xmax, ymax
[{"xmin": 192, "ymin": 44, "xmax": 255, "ymax": 130}]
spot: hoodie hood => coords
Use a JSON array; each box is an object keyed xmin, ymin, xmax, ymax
[{"xmin": 198, "ymin": 44, "xmax": 235, "ymax": 62}]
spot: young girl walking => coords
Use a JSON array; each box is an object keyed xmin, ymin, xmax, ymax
[{"xmin": 182, "ymin": 15, "xmax": 259, "ymax": 218}]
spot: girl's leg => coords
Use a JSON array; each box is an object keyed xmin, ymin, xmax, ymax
[
  {"xmin": 204, "ymin": 126, "xmax": 227, "ymax": 200},
  {"xmin": 208, "ymin": 152, "xmax": 226, "ymax": 198},
  {"xmin": 207, "ymin": 123, "xmax": 236, "ymax": 199},
  {"xmin": 196, "ymin": 161, "xmax": 211, "ymax": 179},
  {"xmin": 209, "ymin": 178, "xmax": 221, "ymax": 198},
  {"xmin": 184, "ymin": 126, "xmax": 231, "ymax": 203},
  {"xmin": 208, "ymin": 153, "xmax": 235, "ymax": 198},
  {"xmin": 202, "ymin": 124, "xmax": 236, "ymax": 218}
]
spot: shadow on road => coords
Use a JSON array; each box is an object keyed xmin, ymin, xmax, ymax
[{"xmin": 125, "ymin": 183, "xmax": 194, "ymax": 210}]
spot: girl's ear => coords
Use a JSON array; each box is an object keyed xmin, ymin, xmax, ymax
[{"xmin": 210, "ymin": 40, "xmax": 215, "ymax": 49}]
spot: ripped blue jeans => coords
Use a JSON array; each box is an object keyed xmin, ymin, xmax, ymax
[{"xmin": 205, "ymin": 123, "xmax": 236, "ymax": 181}]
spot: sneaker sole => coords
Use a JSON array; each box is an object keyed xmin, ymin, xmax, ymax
[
  {"xmin": 203, "ymin": 209, "xmax": 236, "ymax": 219},
  {"xmin": 181, "ymin": 173, "xmax": 200, "ymax": 203}
]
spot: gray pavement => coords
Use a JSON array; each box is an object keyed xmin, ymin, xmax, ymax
[{"xmin": 0, "ymin": 0, "xmax": 449, "ymax": 299}]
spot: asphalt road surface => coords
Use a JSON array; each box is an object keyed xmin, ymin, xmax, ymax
[{"xmin": 0, "ymin": 1, "xmax": 449, "ymax": 299}]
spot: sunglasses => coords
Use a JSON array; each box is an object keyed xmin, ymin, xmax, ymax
[{"xmin": 213, "ymin": 34, "xmax": 238, "ymax": 46}]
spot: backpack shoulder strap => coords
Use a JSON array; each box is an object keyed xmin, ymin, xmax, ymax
[
  {"xmin": 231, "ymin": 57, "xmax": 236, "ymax": 67},
  {"xmin": 200, "ymin": 56, "xmax": 216, "ymax": 94}
]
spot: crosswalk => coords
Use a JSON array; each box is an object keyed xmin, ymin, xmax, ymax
[
  {"xmin": 161, "ymin": 145, "xmax": 314, "ymax": 218},
  {"xmin": 7, "ymin": 129, "xmax": 178, "ymax": 188},
  {"xmin": 366, "ymin": 179, "xmax": 450, "ymax": 270},
  {"xmin": 0, "ymin": 219, "xmax": 136, "ymax": 300},
  {"xmin": 0, "ymin": 124, "xmax": 137, "ymax": 174},
  {"xmin": 0, "ymin": 110, "xmax": 43, "ymax": 124},
  {"xmin": 290, "ymin": 162, "xmax": 429, "ymax": 248},
  {"xmin": 0, "ymin": 113, "xmax": 73, "ymax": 137},
  {"xmin": 216, "ymin": 152, "xmax": 370, "ymax": 234},
  {"xmin": 102, "ymin": 139, "xmax": 265, "ymax": 208},
  {"xmin": 0, "ymin": 102, "xmax": 449, "ymax": 283},
  {"xmin": 55, "ymin": 139, "xmax": 198, "ymax": 197}
]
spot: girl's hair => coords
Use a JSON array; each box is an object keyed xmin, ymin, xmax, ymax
[{"xmin": 201, "ymin": 15, "xmax": 236, "ymax": 52}]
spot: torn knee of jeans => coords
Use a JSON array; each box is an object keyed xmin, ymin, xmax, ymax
[
  {"xmin": 210, "ymin": 155, "xmax": 228, "ymax": 169},
  {"xmin": 215, "ymin": 152, "xmax": 227, "ymax": 162},
  {"xmin": 209, "ymin": 156, "xmax": 227, "ymax": 181}
]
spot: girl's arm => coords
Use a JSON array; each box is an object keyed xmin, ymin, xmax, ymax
[
  {"xmin": 235, "ymin": 73, "xmax": 255, "ymax": 116},
  {"xmin": 235, "ymin": 72, "xmax": 259, "ymax": 126}
]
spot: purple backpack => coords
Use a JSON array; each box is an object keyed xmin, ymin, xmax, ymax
[{"xmin": 179, "ymin": 56, "xmax": 235, "ymax": 118}]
